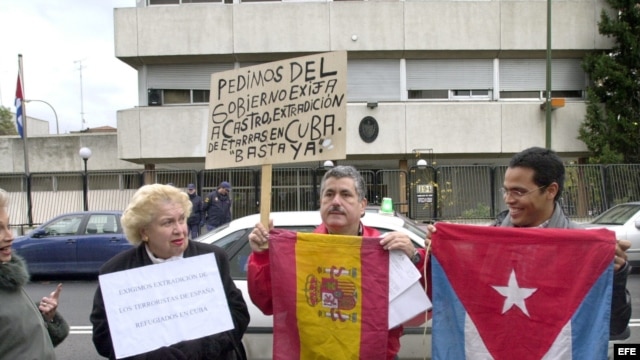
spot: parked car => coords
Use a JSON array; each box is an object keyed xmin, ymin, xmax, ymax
[
  {"xmin": 12, "ymin": 211, "xmax": 132, "ymax": 276},
  {"xmin": 195, "ymin": 211, "xmax": 431, "ymax": 360},
  {"xmin": 365, "ymin": 205, "xmax": 430, "ymax": 231},
  {"xmin": 583, "ymin": 202, "xmax": 640, "ymax": 268}
]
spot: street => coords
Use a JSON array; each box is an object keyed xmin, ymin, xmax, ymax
[
  {"xmin": 25, "ymin": 274, "xmax": 640, "ymax": 360},
  {"xmin": 26, "ymin": 278, "xmax": 103, "ymax": 359}
]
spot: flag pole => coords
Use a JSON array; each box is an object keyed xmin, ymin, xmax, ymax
[
  {"xmin": 258, "ymin": 164, "xmax": 272, "ymax": 249},
  {"xmin": 17, "ymin": 54, "xmax": 33, "ymax": 226}
]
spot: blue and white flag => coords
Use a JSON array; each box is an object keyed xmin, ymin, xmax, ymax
[
  {"xmin": 15, "ymin": 74, "xmax": 24, "ymax": 138},
  {"xmin": 431, "ymin": 223, "xmax": 615, "ymax": 359}
]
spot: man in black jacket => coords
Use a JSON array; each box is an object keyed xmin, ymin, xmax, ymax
[
  {"xmin": 186, "ymin": 183, "xmax": 203, "ymax": 239},
  {"xmin": 203, "ymin": 181, "xmax": 232, "ymax": 233}
]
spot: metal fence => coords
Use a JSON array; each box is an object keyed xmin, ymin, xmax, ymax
[{"xmin": 3, "ymin": 164, "xmax": 640, "ymax": 231}]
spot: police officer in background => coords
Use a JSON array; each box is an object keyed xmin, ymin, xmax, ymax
[
  {"xmin": 186, "ymin": 183, "xmax": 204, "ymax": 239},
  {"xmin": 203, "ymin": 181, "xmax": 232, "ymax": 233}
]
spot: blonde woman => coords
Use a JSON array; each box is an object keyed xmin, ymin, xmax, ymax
[{"xmin": 90, "ymin": 184, "xmax": 249, "ymax": 359}]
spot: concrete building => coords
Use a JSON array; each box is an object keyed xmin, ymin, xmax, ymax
[
  {"xmin": 2, "ymin": 114, "xmax": 133, "ymax": 174},
  {"xmin": 2, "ymin": 111, "xmax": 138, "ymax": 173},
  {"xmin": 0, "ymin": 133, "xmax": 143, "ymax": 173},
  {"xmin": 9, "ymin": 113, "xmax": 49, "ymax": 137},
  {"xmin": 113, "ymin": 0, "xmax": 610, "ymax": 170}
]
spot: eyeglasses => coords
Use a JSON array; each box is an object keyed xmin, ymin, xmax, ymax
[{"xmin": 499, "ymin": 185, "xmax": 547, "ymax": 199}]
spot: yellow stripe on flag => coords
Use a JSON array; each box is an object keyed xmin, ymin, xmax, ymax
[{"xmin": 295, "ymin": 233, "xmax": 364, "ymax": 359}]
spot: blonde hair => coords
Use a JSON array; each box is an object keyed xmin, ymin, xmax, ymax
[{"xmin": 121, "ymin": 184, "xmax": 191, "ymax": 246}]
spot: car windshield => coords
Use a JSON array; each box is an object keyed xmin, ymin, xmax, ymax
[
  {"xmin": 591, "ymin": 204, "xmax": 640, "ymax": 225},
  {"xmin": 402, "ymin": 219, "xmax": 427, "ymax": 240},
  {"xmin": 195, "ymin": 223, "xmax": 231, "ymax": 242},
  {"xmin": 365, "ymin": 206, "xmax": 427, "ymax": 239},
  {"xmin": 42, "ymin": 215, "xmax": 83, "ymax": 236}
]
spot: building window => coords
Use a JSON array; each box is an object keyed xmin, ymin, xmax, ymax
[
  {"xmin": 148, "ymin": 89, "xmax": 211, "ymax": 105},
  {"xmin": 408, "ymin": 90, "xmax": 448, "ymax": 99},
  {"xmin": 500, "ymin": 90, "xmax": 583, "ymax": 100},
  {"xmin": 499, "ymin": 59, "xmax": 585, "ymax": 100},
  {"xmin": 148, "ymin": 0, "xmax": 224, "ymax": 4},
  {"xmin": 451, "ymin": 89, "xmax": 491, "ymax": 100},
  {"xmin": 193, "ymin": 90, "xmax": 210, "ymax": 103},
  {"xmin": 148, "ymin": 0, "xmax": 179, "ymax": 4},
  {"xmin": 163, "ymin": 90, "xmax": 191, "ymax": 104},
  {"xmin": 348, "ymin": 59, "xmax": 401, "ymax": 102},
  {"xmin": 544, "ymin": 90, "xmax": 583, "ymax": 99},
  {"xmin": 406, "ymin": 59, "xmax": 494, "ymax": 101},
  {"xmin": 408, "ymin": 89, "xmax": 491, "ymax": 100},
  {"xmin": 499, "ymin": 91, "xmax": 542, "ymax": 99}
]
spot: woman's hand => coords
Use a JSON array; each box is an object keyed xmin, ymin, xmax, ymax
[{"xmin": 39, "ymin": 283, "xmax": 62, "ymax": 322}]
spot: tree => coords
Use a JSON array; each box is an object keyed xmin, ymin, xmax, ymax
[
  {"xmin": 580, "ymin": 0, "xmax": 640, "ymax": 164},
  {"xmin": 0, "ymin": 106, "xmax": 18, "ymax": 136}
]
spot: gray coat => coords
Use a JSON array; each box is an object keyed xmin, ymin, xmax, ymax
[{"xmin": 0, "ymin": 254, "xmax": 69, "ymax": 360}]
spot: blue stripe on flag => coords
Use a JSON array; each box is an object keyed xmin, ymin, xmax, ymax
[
  {"xmin": 15, "ymin": 99, "xmax": 24, "ymax": 138},
  {"xmin": 570, "ymin": 263, "xmax": 613, "ymax": 359},
  {"xmin": 432, "ymin": 256, "xmax": 466, "ymax": 360}
]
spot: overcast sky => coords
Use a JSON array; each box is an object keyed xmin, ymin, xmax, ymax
[{"xmin": 0, "ymin": 0, "xmax": 138, "ymax": 134}]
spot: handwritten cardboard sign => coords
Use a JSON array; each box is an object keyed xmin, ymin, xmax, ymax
[
  {"xmin": 206, "ymin": 51, "xmax": 347, "ymax": 169},
  {"xmin": 98, "ymin": 253, "xmax": 234, "ymax": 359}
]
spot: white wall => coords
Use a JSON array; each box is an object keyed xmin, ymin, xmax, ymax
[
  {"xmin": 115, "ymin": 1, "xmax": 612, "ymax": 60},
  {"xmin": 117, "ymin": 101, "xmax": 588, "ymax": 162},
  {"xmin": 0, "ymin": 133, "xmax": 144, "ymax": 173}
]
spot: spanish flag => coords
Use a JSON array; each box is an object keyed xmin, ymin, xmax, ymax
[{"xmin": 269, "ymin": 229, "xmax": 389, "ymax": 360}]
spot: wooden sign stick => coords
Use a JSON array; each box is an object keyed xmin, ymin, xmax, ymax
[{"xmin": 259, "ymin": 164, "xmax": 272, "ymax": 249}]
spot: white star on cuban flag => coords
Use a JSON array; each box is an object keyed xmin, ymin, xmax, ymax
[{"xmin": 491, "ymin": 269, "xmax": 537, "ymax": 317}]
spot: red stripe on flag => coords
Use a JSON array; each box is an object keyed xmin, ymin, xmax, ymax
[
  {"xmin": 15, "ymin": 73, "xmax": 24, "ymax": 138},
  {"xmin": 270, "ymin": 229, "xmax": 301, "ymax": 360},
  {"xmin": 359, "ymin": 236, "xmax": 390, "ymax": 358}
]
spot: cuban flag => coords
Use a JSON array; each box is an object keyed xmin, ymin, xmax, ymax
[
  {"xmin": 431, "ymin": 223, "xmax": 615, "ymax": 359},
  {"xmin": 15, "ymin": 74, "xmax": 24, "ymax": 138}
]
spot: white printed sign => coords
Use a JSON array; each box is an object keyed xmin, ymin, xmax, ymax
[{"xmin": 98, "ymin": 253, "xmax": 234, "ymax": 359}]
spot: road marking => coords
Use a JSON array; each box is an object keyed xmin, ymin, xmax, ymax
[
  {"xmin": 72, "ymin": 320, "xmax": 640, "ymax": 335},
  {"xmin": 70, "ymin": 325, "xmax": 92, "ymax": 334}
]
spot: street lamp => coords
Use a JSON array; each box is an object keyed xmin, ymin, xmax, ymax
[
  {"xmin": 323, "ymin": 160, "xmax": 334, "ymax": 170},
  {"xmin": 416, "ymin": 159, "xmax": 428, "ymax": 168},
  {"xmin": 79, "ymin": 147, "xmax": 92, "ymax": 211},
  {"xmin": 25, "ymin": 99, "xmax": 59, "ymax": 135}
]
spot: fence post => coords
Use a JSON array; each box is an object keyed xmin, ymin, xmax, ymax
[
  {"xmin": 312, "ymin": 167, "xmax": 320, "ymax": 210},
  {"xmin": 253, "ymin": 169, "xmax": 261, "ymax": 212},
  {"xmin": 26, "ymin": 174, "xmax": 33, "ymax": 226},
  {"xmin": 601, "ymin": 164, "xmax": 611, "ymax": 209},
  {"xmin": 432, "ymin": 168, "xmax": 439, "ymax": 220},
  {"xmin": 490, "ymin": 166, "xmax": 497, "ymax": 218}
]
